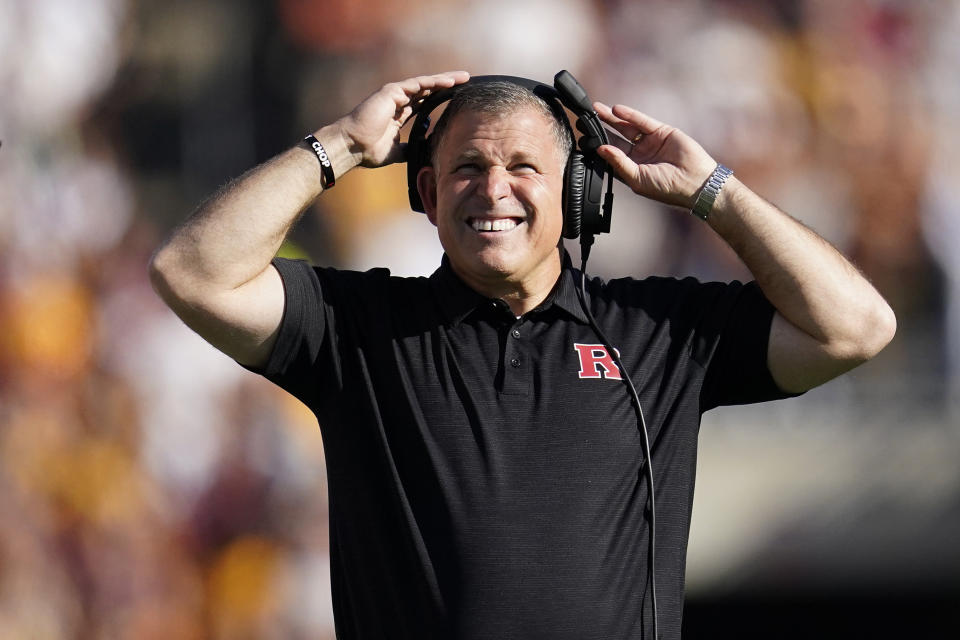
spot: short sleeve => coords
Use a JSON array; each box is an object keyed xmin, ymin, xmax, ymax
[
  {"xmin": 699, "ymin": 281, "xmax": 802, "ymax": 411},
  {"xmin": 246, "ymin": 257, "xmax": 328, "ymax": 407}
]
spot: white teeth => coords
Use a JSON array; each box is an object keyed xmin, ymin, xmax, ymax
[{"xmin": 470, "ymin": 218, "xmax": 518, "ymax": 232}]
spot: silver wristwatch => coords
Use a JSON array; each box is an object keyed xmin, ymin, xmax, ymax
[{"xmin": 691, "ymin": 164, "xmax": 733, "ymax": 221}]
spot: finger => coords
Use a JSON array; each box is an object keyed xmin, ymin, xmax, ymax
[
  {"xmin": 594, "ymin": 101, "xmax": 642, "ymax": 142},
  {"xmin": 601, "ymin": 125, "xmax": 634, "ymax": 155},
  {"xmin": 395, "ymin": 103, "xmax": 414, "ymax": 123},
  {"xmin": 609, "ymin": 103, "xmax": 666, "ymax": 136},
  {"xmin": 396, "ymin": 71, "xmax": 470, "ymax": 98},
  {"xmin": 384, "ymin": 72, "xmax": 470, "ymax": 118},
  {"xmin": 596, "ymin": 144, "xmax": 641, "ymax": 188}
]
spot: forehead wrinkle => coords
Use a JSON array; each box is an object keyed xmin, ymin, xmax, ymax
[
  {"xmin": 429, "ymin": 95, "xmax": 572, "ymax": 170},
  {"xmin": 450, "ymin": 144, "xmax": 541, "ymax": 164},
  {"xmin": 444, "ymin": 129, "xmax": 561, "ymax": 170}
]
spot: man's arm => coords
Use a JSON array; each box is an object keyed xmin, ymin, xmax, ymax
[
  {"xmin": 593, "ymin": 102, "xmax": 896, "ymax": 393},
  {"xmin": 149, "ymin": 71, "xmax": 469, "ymax": 368}
]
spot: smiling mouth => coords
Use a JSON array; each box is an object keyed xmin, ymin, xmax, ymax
[{"xmin": 468, "ymin": 217, "xmax": 523, "ymax": 232}]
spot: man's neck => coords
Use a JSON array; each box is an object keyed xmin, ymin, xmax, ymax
[{"xmin": 451, "ymin": 248, "xmax": 564, "ymax": 317}]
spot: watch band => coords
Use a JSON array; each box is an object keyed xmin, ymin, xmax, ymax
[{"xmin": 691, "ymin": 164, "xmax": 733, "ymax": 221}]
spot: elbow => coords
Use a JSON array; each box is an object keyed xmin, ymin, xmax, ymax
[
  {"xmin": 148, "ymin": 246, "xmax": 174, "ymax": 301},
  {"xmin": 874, "ymin": 300, "xmax": 898, "ymax": 354},
  {"xmin": 148, "ymin": 248, "xmax": 164, "ymax": 291},
  {"xmin": 862, "ymin": 299, "xmax": 897, "ymax": 360},
  {"xmin": 840, "ymin": 299, "xmax": 897, "ymax": 364},
  {"xmin": 148, "ymin": 244, "xmax": 193, "ymax": 309}
]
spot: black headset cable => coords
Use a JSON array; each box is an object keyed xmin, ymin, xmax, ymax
[{"xmin": 577, "ymin": 239, "xmax": 659, "ymax": 640}]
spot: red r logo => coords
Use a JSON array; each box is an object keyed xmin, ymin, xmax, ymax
[{"xmin": 573, "ymin": 343, "xmax": 622, "ymax": 380}]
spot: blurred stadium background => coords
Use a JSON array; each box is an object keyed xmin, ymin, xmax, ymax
[{"xmin": 1, "ymin": 0, "xmax": 958, "ymax": 637}]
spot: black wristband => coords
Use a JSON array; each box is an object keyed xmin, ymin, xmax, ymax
[{"xmin": 303, "ymin": 134, "xmax": 336, "ymax": 188}]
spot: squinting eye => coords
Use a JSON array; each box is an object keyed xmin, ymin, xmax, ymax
[
  {"xmin": 511, "ymin": 164, "xmax": 537, "ymax": 174},
  {"xmin": 454, "ymin": 163, "xmax": 481, "ymax": 175}
]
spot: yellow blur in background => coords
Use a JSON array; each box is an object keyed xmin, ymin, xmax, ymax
[{"xmin": 1, "ymin": 0, "xmax": 958, "ymax": 637}]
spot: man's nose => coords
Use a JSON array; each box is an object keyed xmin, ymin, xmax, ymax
[{"xmin": 478, "ymin": 167, "xmax": 511, "ymax": 203}]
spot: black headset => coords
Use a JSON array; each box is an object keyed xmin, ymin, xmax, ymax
[{"xmin": 406, "ymin": 70, "xmax": 614, "ymax": 245}]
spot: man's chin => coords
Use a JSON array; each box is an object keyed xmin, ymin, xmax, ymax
[
  {"xmin": 467, "ymin": 257, "xmax": 516, "ymax": 279},
  {"xmin": 448, "ymin": 252, "xmax": 517, "ymax": 282}
]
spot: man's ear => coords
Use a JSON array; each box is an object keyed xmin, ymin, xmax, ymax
[{"xmin": 417, "ymin": 165, "xmax": 439, "ymax": 226}]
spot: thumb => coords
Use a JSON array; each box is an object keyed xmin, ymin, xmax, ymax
[{"xmin": 384, "ymin": 141, "xmax": 408, "ymax": 166}]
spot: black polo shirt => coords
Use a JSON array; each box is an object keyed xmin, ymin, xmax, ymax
[{"xmin": 254, "ymin": 253, "xmax": 793, "ymax": 640}]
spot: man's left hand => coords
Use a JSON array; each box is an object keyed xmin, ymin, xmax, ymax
[{"xmin": 593, "ymin": 101, "xmax": 717, "ymax": 210}]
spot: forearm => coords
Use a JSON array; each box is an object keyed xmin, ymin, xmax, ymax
[
  {"xmin": 150, "ymin": 123, "xmax": 356, "ymax": 298},
  {"xmin": 593, "ymin": 101, "xmax": 895, "ymax": 390},
  {"xmin": 707, "ymin": 177, "xmax": 896, "ymax": 360},
  {"xmin": 148, "ymin": 71, "xmax": 468, "ymax": 366}
]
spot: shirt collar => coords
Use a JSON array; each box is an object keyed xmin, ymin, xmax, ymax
[
  {"xmin": 551, "ymin": 250, "xmax": 590, "ymax": 323},
  {"xmin": 429, "ymin": 250, "xmax": 589, "ymax": 325}
]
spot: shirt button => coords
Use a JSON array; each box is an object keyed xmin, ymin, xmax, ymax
[
  {"xmin": 510, "ymin": 357, "xmax": 521, "ymax": 368},
  {"xmin": 511, "ymin": 329, "xmax": 521, "ymax": 338}
]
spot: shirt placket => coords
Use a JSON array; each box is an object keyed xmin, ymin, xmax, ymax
[{"xmin": 501, "ymin": 313, "xmax": 530, "ymax": 397}]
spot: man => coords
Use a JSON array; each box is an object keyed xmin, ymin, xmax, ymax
[{"xmin": 150, "ymin": 71, "xmax": 895, "ymax": 638}]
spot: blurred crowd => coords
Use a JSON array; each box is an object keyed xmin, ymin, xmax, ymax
[{"xmin": 1, "ymin": 0, "xmax": 958, "ymax": 637}]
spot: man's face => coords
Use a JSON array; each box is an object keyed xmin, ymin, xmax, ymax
[{"xmin": 418, "ymin": 106, "xmax": 567, "ymax": 292}]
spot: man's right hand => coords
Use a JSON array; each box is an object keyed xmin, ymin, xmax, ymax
[
  {"xmin": 150, "ymin": 71, "xmax": 469, "ymax": 369},
  {"xmin": 334, "ymin": 71, "xmax": 470, "ymax": 169}
]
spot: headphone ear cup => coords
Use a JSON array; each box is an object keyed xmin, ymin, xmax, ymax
[
  {"xmin": 562, "ymin": 152, "xmax": 585, "ymax": 239},
  {"xmin": 407, "ymin": 128, "xmax": 431, "ymax": 213}
]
